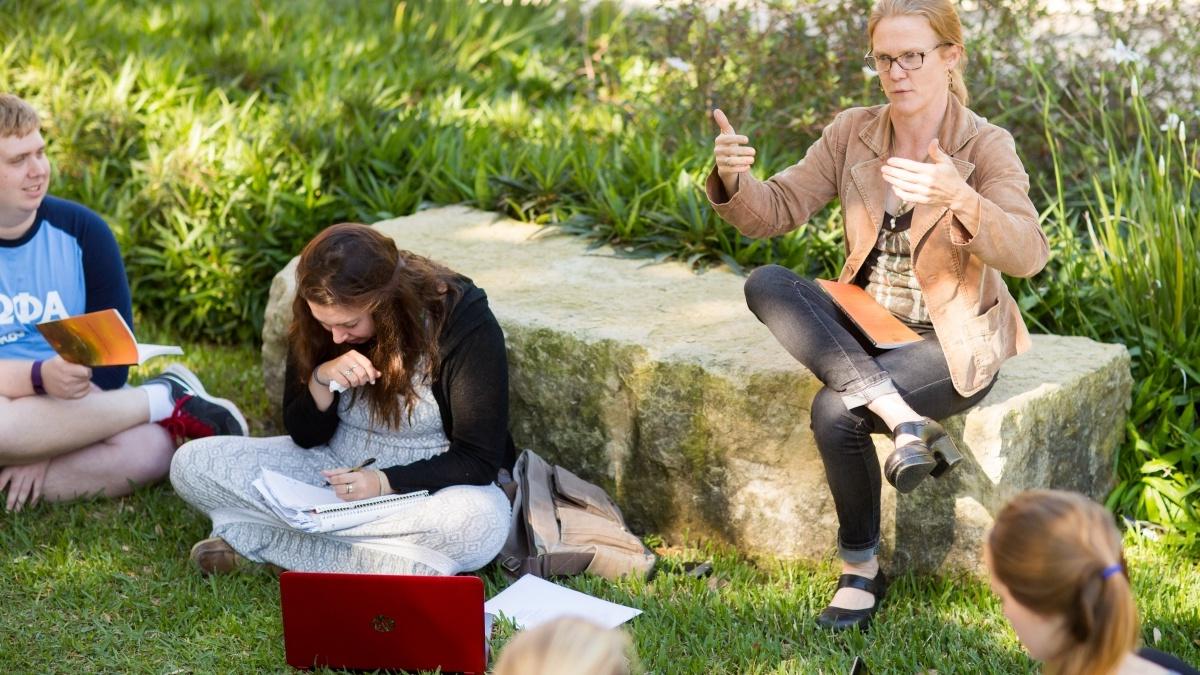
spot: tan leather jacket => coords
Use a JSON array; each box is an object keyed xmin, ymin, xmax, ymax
[{"xmin": 707, "ymin": 97, "xmax": 1048, "ymax": 396}]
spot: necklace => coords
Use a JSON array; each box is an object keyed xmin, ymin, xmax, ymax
[
  {"xmin": 886, "ymin": 133, "xmax": 928, "ymax": 230},
  {"xmin": 888, "ymin": 199, "xmax": 913, "ymax": 230}
]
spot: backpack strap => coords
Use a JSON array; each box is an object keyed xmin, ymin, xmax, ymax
[
  {"xmin": 522, "ymin": 450, "xmax": 559, "ymax": 555},
  {"xmin": 498, "ymin": 552, "xmax": 596, "ymax": 579}
]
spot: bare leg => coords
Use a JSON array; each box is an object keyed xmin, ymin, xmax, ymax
[
  {"xmin": 866, "ymin": 392, "xmax": 924, "ymax": 448},
  {"xmin": 0, "ymin": 389, "xmax": 150, "ymax": 464},
  {"xmin": 39, "ymin": 423, "xmax": 175, "ymax": 502},
  {"xmin": 830, "ymin": 557, "xmax": 882, "ymax": 610}
]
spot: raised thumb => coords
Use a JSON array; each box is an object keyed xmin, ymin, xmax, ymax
[
  {"xmin": 929, "ymin": 139, "xmax": 951, "ymax": 163},
  {"xmin": 713, "ymin": 108, "xmax": 736, "ymax": 135}
]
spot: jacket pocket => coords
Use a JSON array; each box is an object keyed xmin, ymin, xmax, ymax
[{"xmin": 966, "ymin": 297, "xmax": 1012, "ymax": 384}]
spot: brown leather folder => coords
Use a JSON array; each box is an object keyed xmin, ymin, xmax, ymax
[{"xmin": 816, "ymin": 279, "xmax": 922, "ymax": 349}]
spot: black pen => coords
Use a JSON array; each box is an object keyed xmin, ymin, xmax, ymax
[{"xmin": 323, "ymin": 457, "xmax": 377, "ymax": 486}]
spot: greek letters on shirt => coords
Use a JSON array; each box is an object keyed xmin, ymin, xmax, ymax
[
  {"xmin": 0, "ymin": 290, "xmax": 69, "ymax": 346},
  {"xmin": 0, "ymin": 290, "xmax": 70, "ymax": 326}
]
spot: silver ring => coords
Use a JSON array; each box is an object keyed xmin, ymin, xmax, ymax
[
  {"xmin": 347, "ymin": 484, "xmax": 354, "ymax": 494},
  {"xmin": 343, "ymin": 369, "xmax": 354, "ymax": 377}
]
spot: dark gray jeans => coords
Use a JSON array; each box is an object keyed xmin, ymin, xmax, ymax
[{"xmin": 744, "ymin": 265, "xmax": 993, "ymax": 562}]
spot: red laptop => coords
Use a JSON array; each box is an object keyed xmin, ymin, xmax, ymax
[{"xmin": 279, "ymin": 572, "xmax": 487, "ymax": 673}]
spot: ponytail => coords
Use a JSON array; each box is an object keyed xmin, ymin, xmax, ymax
[{"xmin": 1049, "ymin": 560, "xmax": 1137, "ymax": 675}]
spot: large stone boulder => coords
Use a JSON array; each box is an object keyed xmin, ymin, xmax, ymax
[{"xmin": 262, "ymin": 206, "xmax": 1131, "ymax": 574}]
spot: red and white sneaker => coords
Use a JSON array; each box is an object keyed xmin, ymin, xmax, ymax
[{"xmin": 146, "ymin": 364, "xmax": 249, "ymax": 442}]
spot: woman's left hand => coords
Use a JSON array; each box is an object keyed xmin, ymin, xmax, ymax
[
  {"xmin": 321, "ymin": 466, "xmax": 382, "ymax": 502},
  {"xmin": 881, "ymin": 140, "xmax": 973, "ymax": 210}
]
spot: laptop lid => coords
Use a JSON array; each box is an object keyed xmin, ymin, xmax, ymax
[{"xmin": 280, "ymin": 571, "xmax": 486, "ymax": 673}]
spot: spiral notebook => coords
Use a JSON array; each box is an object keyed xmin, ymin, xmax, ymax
[{"xmin": 253, "ymin": 468, "xmax": 428, "ymax": 533}]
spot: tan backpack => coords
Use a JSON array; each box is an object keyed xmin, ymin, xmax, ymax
[{"xmin": 497, "ymin": 449, "xmax": 656, "ymax": 581}]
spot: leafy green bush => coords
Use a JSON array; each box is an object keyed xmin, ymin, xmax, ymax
[{"xmin": 3, "ymin": 0, "xmax": 591, "ymax": 341}]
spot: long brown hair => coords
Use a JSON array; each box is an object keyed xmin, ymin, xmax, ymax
[
  {"xmin": 868, "ymin": 0, "xmax": 970, "ymax": 106},
  {"xmin": 289, "ymin": 223, "xmax": 461, "ymax": 429},
  {"xmin": 988, "ymin": 490, "xmax": 1137, "ymax": 675}
]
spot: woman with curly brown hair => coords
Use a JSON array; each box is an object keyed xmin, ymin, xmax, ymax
[{"xmin": 171, "ymin": 222, "xmax": 514, "ymax": 576}]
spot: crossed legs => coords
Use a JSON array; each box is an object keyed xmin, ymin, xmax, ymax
[
  {"xmin": 745, "ymin": 265, "xmax": 992, "ymax": 614},
  {"xmin": 0, "ymin": 387, "xmax": 173, "ymax": 510}
]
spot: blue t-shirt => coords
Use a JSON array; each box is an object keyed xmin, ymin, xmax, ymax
[{"xmin": 0, "ymin": 195, "xmax": 133, "ymax": 390}]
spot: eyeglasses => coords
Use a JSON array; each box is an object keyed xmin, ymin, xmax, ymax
[{"xmin": 864, "ymin": 42, "xmax": 952, "ymax": 73}]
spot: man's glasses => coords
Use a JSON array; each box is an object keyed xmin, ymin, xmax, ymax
[{"xmin": 864, "ymin": 43, "xmax": 952, "ymax": 73}]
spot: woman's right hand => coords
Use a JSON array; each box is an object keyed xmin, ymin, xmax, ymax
[
  {"xmin": 315, "ymin": 350, "xmax": 381, "ymax": 391},
  {"xmin": 712, "ymin": 108, "xmax": 756, "ymax": 196}
]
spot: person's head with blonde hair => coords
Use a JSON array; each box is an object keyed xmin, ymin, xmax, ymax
[
  {"xmin": 0, "ymin": 93, "xmax": 41, "ymax": 138},
  {"xmin": 986, "ymin": 489, "xmax": 1143, "ymax": 675},
  {"xmin": 493, "ymin": 617, "xmax": 636, "ymax": 675},
  {"xmin": 868, "ymin": 0, "xmax": 970, "ymax": 106}
]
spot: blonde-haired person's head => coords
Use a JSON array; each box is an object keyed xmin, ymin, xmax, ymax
[
  {"xmin": 986, "ymin": 489, "xmax": 1137, "ymax": 675},
  {"xmin": 867, "ymin": 0, "xmax": 969, "ymax": 105},
  {"xmin": 0, "ymin": 94, "xmax": 40, "ymax": 138},
  {"xmin": 493, "ymin": 617, "xmax": 636, "ymax": 675}
]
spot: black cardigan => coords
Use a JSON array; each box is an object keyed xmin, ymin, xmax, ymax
[{"xmin": 282, "ymin": 279, "xmax": 517, "ymax": 492}]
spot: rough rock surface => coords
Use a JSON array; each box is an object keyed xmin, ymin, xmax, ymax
[{"xmin": 262, "ymin": 206, "xmax": 1131, "ymax": 573}]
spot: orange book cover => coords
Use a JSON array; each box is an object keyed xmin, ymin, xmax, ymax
[
  {"xmin": 816, "ymin": 279, "xmax": 922, "ymax": 349},
  {"xmin": 35, "ymin": 309, "xmax": 183, "ymax": 366}
]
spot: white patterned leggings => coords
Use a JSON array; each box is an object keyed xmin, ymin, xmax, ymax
[{"xmin": 170, "ymin": 435, "xmax": 511, "ymax": 575}]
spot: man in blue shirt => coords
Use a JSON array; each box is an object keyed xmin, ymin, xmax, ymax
[{"xmin": 0, "ymin": 93, "xmax": 247, "ymax": 512}]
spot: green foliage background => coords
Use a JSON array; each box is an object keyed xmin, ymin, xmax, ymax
[{"xmin": 1, "ymin": 0, "xmax": 1197, "ymax": 538}]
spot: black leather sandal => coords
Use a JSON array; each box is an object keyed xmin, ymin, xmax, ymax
[
  {"xmin": 926, "ymin": 420, "xmax": 964, "ymax": 478},
  {"xmin": 815, "ymin": 571, "xmax": 888, "ymax": 632},
  {"xmin": 883, "ymin": 418, "xmax": 963, "ymax": 492},
  {"xmin": 883, "ymin": 420, "xmax": 937, "ymax": 493}
]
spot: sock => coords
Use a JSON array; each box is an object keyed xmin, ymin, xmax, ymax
[{"xmin": 142, "ymin": 382, "xmax": 174, "ymax": 423}]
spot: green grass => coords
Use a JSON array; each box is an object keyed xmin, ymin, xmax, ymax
[
  {"xmin": 2, "ymin": 479, "xmax": 1197, "ymax": 673},
  {"xmin": 2, "ymin": 335, "xmax": 1197, "ymax": 673}
]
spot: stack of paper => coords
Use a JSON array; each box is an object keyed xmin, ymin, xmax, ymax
[{"xmin": 252, "ymin": 468, "xmax": 428, "ymax": 534}]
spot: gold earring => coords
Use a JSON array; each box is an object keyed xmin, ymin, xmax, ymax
[{"xmin": 947, "ymin": 71, "xmax": 954, "ymax": 90}]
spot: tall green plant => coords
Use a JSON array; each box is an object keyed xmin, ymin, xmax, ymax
[{"xmin": 1040, "ymin": 65, "xmax": 1200, "ymax": 542}]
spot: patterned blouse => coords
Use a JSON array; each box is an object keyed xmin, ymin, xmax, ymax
[{"xmin": 860, "ymin": 209, "xmax": 931, "ymax": 327}]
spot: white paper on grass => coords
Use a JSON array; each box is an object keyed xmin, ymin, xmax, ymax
[{"xmin": 484, "ymin": 574, "xmax": 642, "ymax": 630}]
